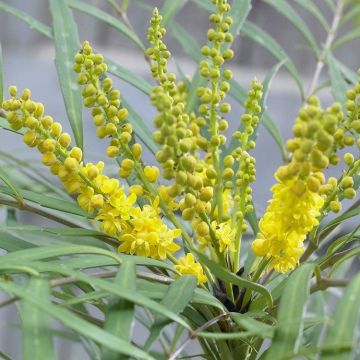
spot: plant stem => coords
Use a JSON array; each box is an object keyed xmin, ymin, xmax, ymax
[{"xmin": 306, "ymin": 0, "xmax": 344, "ymax": 99}]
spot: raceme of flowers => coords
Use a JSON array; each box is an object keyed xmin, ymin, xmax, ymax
[{"xmin": 2, "ymin": 0, "xmax": 360, "ymax": 282}]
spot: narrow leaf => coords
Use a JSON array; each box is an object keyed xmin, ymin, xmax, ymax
[
  {"xmin": 242, "ymin": 21, "xmax": 304, "ymax": 98},
  {"xmin": 0, "ymin": 185, "xmax": 88, "ymax": 217},
  {"xmin": 0, "ymin": 281, "xmax": 154, "ymax": 360},
  {"xmin": 102, "ymin": 261, "xmax": 136, "ymax": 360},
  {"xmin": 294, "ymin": 0, "xmax": 329, "ymax": 32},
  {"xmin": 144, "ymin": 276, "xmax": 197, "ymax": 351},
  {"xmin": 121, "ymin": 98, "xmax": 159, "ymax": 155},
  {"xmin": 161, "ymin": 0, "xmax": 188, "ymax": 27},
  {"xmin": 263, "ymin": 263, "xmax": 315, "ymax": 359},
  {"xmin": 49, "ymin": 0, "xmax": 83, "ymax": 149},
  {"xmin": 21, "ymin": 277, "xmax": 55, "ymax": 360},
  {"xmin": 69, "ymin": 0, "xmax": 145, "ymax": 51},
  {"xmin": 326, "ymin": 50, "xmax": 348, "ymax": 107},
  {"xmin": 339, "ymin": 4, "xmax": 360, "ymax": 26},
  {"xmin": 0, "ymin": 2, "xmax": 52, "ymax": 38},
  {"xmin": 0, "ymin": 167, "xmax": 24, "ymax": 204},
  {"xmin": 107, "ymin": 58, "xmax": 152, "ymax": 95},
  {"xmin": 193, "ymin": 249, "xmax": 273, "ymax": 309},
  {"xmin": 263, "ymin": 0, "xmax": 319, "ymax": 56},
  {"xmin": 333, "ymin": 27, "xmax": 360, "ymax": 49},
  {"xmin": 321, "ymin": 273, "xmax": 360, "ymax": 359}
]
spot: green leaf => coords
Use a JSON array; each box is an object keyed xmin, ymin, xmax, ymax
[
  {"xmin": 0, "ymin": 244, "xmax": 124, "ymax": 265},
  {"xmin": 170, "ymin": 22, "xmax": 201, "ymax": 62},
  {"xmin": 161, "ymin": 0, "xmax": 188, "ymax": 27},
  {"xmin": 0, "ymin": 281, "xmax": 155, "ymax": 360},
  {"xmin": 0, "ymin": 185, "xmax": 89, "ymax": 217},
  {"xmin": 321, "ymin": 273, "xmax": 360, "ymax": 359},
  {"xmin": 294, "ymin": 0, "xmax": 329, "ymax": 32},
  {"xmin": 69, "ymin": 0, "xmax": 145, "ymax": 51},
  {"xmin": 49, "ymin": 0, "xmax": 83, "ymax": 149},
  {"xmin": 0, "ymin": 167, "xmax": 24, "ymax": 204},
  {"xmin": 23, "ymin": 261, "xmax": 191, "ymax": 329},
  {"xmin": 333, "ymin": 27, "xmax": 360, "ymax": 49},
  {"xmin": 242, "ymin": 21, "xmax": 304, "ymax": 98},
  {"xmin": 50, "ymin": 253, "xmax": 174, "ymax": 271},
  {"xmin": 326, "ymin": 51, "xmax": 347, "ymax": 107},
  {"xmin": 0, "ymin": 41, "xmax": 3, "ymax": 103},
  {"xmin": 230, "ymin": 312, "xmax": 274, "ymax": 336},
  {"xmin": 144, "ymin": 276, "xmax": 197, "ymax": 351},
  {"xmin": 263, "ymin": 0, "xmax": 319, "ymax": 56},
  {"xmin": 227, "ymin": 0, "xmax": 251, "ymax": 38},
  {"xmin": 263, "ymin": 263, "xmax": 315, "ymax": 359},
  {"xmin": 121, "ymin": 98, "xmax": 159, "ymax": 155},
  {"xmin": 340, "ymin": 4, "xmax": 360, "ymax": 26},
  {"xmin": 107, "ymin": 58, "xmax": 152, "ymax": 95},
  {"xmin": 0, "ymin": 2, "xmax": 52, "ymax": 38},
  {"xmin": 318, "ymin": 204, "xmax": 360, "ymax": 243},
  {"xmin": 335, "ymin": 59, "xmax": 359, "ymax": 85},
  {"xmin": 0, "ymin": 116, "xmax": 25, "ymax": 135},
  {"xmin": 325, "ymin": 227, "xmax": 360, "ymax": 255},
  {"xmin": 193, "ymin": 249, "xmax": 273, "ymax": 309},
  {"xmin": 0, "ymin": 232, "xmax": 34, "ymax": 252},
  {"xmin": 102, "ymin": 261, "xmax": 136, "ymax": 360},
  {"xmin": 323, "ymin": 0, "xmax": 336, "ymax": 12},
  {"xmin": 21, "ymin": 277, "xmax": 55, "ymax": 360}
]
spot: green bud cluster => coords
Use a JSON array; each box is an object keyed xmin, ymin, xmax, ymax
[
  {"xmin": 230, "ymin": 80, "xmax": 263, "ymax": 234},
  {"xmin": 146, "ymin": 8, "xmax": 211, "ymax": 222},
  {"xmin": 74, "ymin": 41, "xmax": 143, "ymax": 181},
  {"xmin": 2, "ymin": 86, "xmax": 85, "ymax": 181}
]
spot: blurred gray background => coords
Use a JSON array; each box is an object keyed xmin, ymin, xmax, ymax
[{"xmin": 0, "ymin": 0, "xmax": 359, "ymax": 359}]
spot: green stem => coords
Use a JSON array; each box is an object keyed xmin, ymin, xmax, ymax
[{"xmin": 241, "ymin": 257, "xmax": 270, "ymax": 310}]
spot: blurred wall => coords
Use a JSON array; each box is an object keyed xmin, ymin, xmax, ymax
[{"xmin": 0, "ymin": 0, "xmax": 359, "ymax": 74}]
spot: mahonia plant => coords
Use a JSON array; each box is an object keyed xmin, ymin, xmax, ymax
[{"xmin": 2, "ymin": 0, "xmax": 360, "ymax": 298}]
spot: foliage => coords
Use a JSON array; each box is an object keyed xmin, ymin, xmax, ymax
[{"xmin": 0, "ymin": 0, "xmax": 359, "ymax": 359}]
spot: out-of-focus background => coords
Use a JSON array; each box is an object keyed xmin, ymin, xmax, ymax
[{"xmin": 0, "ymin": 0, "xmax": 359, "ymax": 358}]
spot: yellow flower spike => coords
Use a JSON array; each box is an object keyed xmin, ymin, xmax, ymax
[{"xmin": 175, "ymin": 253, "xmax": 207, "ymax": 285}]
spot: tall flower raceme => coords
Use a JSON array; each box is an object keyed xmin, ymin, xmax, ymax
[{"xmin": 252, "ymin": 85, "xmax": 360, "ymax": 273}]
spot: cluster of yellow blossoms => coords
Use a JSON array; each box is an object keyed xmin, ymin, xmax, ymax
[
  {"xmin": 252, "ymin": 82, "xmax": 360, "ymax": 272},
  {"xmin": 2, "ymin": 87, "xmax": 182, "ymax": 263}
]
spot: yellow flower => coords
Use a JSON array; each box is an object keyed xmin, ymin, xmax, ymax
[
  {"xmin": 118, "ymin": 201, "xmax": 181, "ymax": 259},
  {"xmin": 252, "ymin": 177, "xmax": 324, "ymax": 273},
  {"xmin": 95, "ymin": 205, "xmax": 125, "ymax": 236},
  {"xmin": 108, "ymin": 188, "xmax": 137, "ymax": 220},
  {"xmin": 158, "ymin": 185, "xmax": 178, "ymax": 211},
  {"xmin": 77, "ymin": 187, "xmax": 95, "ymax": 214},
  {"xmin": 175, "ymin": 253, "xmax": 207, "ymax": 284},
  {"xmin": 212, "ymin": 220, "xmax": 235, "ymax": 253}
]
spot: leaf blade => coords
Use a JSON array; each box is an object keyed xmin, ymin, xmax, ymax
[
  {"xmin": 49, "ymin": 0, "xmax": 83, "ymax": 149},
  {"xmin": 69, "ymin": 0, "xmax": 145, "ymax": 51},
  {"xmin": 263, "ymin": 263, "xmax": 315, "ymax": 359},
  {"xmin": 21, "ymin": 277, "xmax": 55, "ymax": 360},
  {"xmin": 102, "ymin": 261, "xmax": 136, "ymax": 360},
  {"xmin": 321, "ymin": 273, "xmax": 360, "ymax": 359},
  {"xmin": 0, "ymin": 281, "xmax": 154, "ymax": 360}
]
